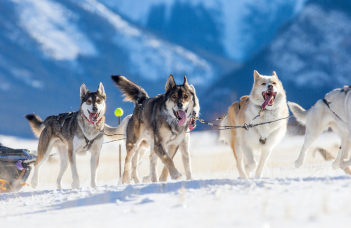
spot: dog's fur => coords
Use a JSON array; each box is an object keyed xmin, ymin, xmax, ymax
[
  {"xmin": 111, "ymin": 75, "xmax": 199, "ymax": 184},
  {"xmin": 128, "ymin": 84, "xmax": 199, "ymax": 184},
  {"xmin": 219, "ymin": 71, "xmax": 288, "ymax": 178},
  {"xmin": 288, "ymin": 86, "xmax": 351, "ymax": 169},
  {"xmin": 25, "ymin": 83, "xmax": 107, "ymax": 189}
]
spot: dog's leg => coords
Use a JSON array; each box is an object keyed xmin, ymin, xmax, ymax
[
  {"xmin": 179, "ymin": 134, "xmax": 193, "ymax": 181},
  {"xmin": 159, "ymin": 144, "xmax": 179, "ymax": 182},
  {"xmin": 340, "ymin": 136, "xmax": 351, "ymax": 169},
  {"xmin": 89, "ymin": 141, "xmax": 102, "ymax": 188},
  {"xmin": 123, "ymin": 139, "xmax": 141, "ymax": 184},
  {"xmin": 149, "ymin": 152, "xmax": 159, "ymax": 182},
  {"xmin": 56, "ymin": 145, "xmax": 69, "ymax": 189},
  {"xmin": 31, "ymin": 134, "xmax": 55, "ymax": 189},
  {"xmin": 255, "ymin": 149, "xmax": 272, "ymax": 178},
  {"xmin": 132, "ymin": 145, "xmax": 148, "ymax": 184},
  {"xmin": 243, "ymin": 145, "xmax": 257, "ymax": 177},
  {"xmin": 295, "ymin": 117, "xmax": 326, "ymax": 169},
  {"xmin": 232, "ymin": 141, "xmax": 248, "ymax": 178},
  {"xmin": 154, "ymin": 135, "xmax": 181, "ymax": 180},
  {"xmin": 69, "ymin": 147, "xmax": 80, "ymax": 189}
]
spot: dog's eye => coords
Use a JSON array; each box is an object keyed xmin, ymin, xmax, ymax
[
  {"xmin": 272, "ymin": 82, "xmax": 277, "ymax": 85},
  {"xmin": 262, "ymin": 83, "xmax": 266, "ymax": 86},
  {"xmin": 86, "ymin": 100, "xmax": 92, "ymax": 105},
  {"xmin": 172, "ymin": 95, "xmax": 177, "ymax": 99},
  {"xmin": 96, "ymin": 99, "xmax": 101, "ymax": 104},
  {"xmin": 184, "ymin": 95, "xmax": 188, "ymax": 99}
]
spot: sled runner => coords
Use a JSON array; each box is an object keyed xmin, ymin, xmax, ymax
[{"xmin": 0, "ymin": 143, "xmax": 37, "ymax": 192}]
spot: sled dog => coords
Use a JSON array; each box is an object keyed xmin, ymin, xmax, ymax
[
  {"xmin": 25, "ymin": 83, "xmax": 109, "ymax": 189},
  {"xmin": 288, "ymin": 86, "xmax": 351, "ymax": 169},
  {"xmin": 129, "ymin": 84, "xmax": 199, "ymax": 184},
  {"xmin": 219, "ymin": 71, "xmax": 288, "ymax": 178},
  {"xmin": 111, "ymin": 75, "xmax": 198, "ymax": 184}
]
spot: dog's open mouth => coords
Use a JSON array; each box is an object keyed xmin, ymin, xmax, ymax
[
  {"xmin": 261, "ymin": 91, "xmax": 277, "ymax": 109},
  {"xmin": 188, "ymin": 118, "xmax": 195, "ymax": 131},
  {"xmin": 173, "ymin": 109, "xmax": 188, "ymax": 126},
  {"xmin": 87, "ymin": 110, "xmax": 99, "ymax": 122}
]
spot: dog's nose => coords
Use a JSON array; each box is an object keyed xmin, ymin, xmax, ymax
[
  {"xmin": 92, "ymin": 106, "xmax": 98, "ymax": 112},
  {"xmin": 268, "ymin": 85, "xmax": 273, "ymax": 90},
  {"xmin": 177, "ymin": 102, "xmax": 183, "ymax": 109}
]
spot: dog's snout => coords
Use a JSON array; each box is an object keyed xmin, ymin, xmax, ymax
[
  {"xmin": 268, "ymin": 84, "xmax": 273, "ymax": 90},
  {"xmin": 92, "ymin": 106, "xmax": 98, "ymax": 112},
  {"xmin": 177, "ymin": 102, "xmax": 183, "ymax": 109}
]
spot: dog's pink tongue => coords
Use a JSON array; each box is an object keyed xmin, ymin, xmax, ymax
[
  {"xmin": 261, "ymin": 94, "xmax": 273, "ymax": 110},
  {"xmin": 177, "ymin": 110, "xmax": 187, "ymax": 126},
  {"xmin": 89, "ymin": 113, "xmax": 98, "ymax": 122}
]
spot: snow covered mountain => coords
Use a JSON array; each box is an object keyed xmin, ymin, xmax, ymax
[
  {"xmin": 99, "ymin": 0, "xmax": 306, "ymax": 61},
  {"xmin": 0, "ymin": 0, "xmax": 307, "ymax": 137},
  {"xmin": 0, "ymin": 0, "xmax": 217, "ymax": 137},
  {"xmin": 202, "ymin": 0, "xmax": 351, "ymax": 119}
]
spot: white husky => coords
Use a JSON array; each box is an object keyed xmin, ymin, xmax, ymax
[
  {"xmin": 288, "ymin": 86, "xmax": 351, "ymax": 169},
  {"xmin": 219, "ymin": 71, "xmax": 289, "ymax": 178}
]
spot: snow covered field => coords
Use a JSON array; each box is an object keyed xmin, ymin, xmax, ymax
[{"xmin": 1, "ymin": 132, "xmax": 351, "ymax": 227}]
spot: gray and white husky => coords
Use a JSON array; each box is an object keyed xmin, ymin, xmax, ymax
[
  {"xmin": 25, "ymin": 83, "xmax": 107, "ymax": 189},
  {"xmin": 289, "ymin": 86, "xmax": 351, "ymax": 170},
  {"xmin": 110, "ymin": 75, "xmax": 199, "ymax": 184}
]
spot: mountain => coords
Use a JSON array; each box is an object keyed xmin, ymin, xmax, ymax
[
  {"xmin": 100, "ymin": 0, "xmax": 306, "ymax": 62},
  {"xmin": 202, "ymin": 0, "xmax": 351, "ymax": 120},
  {"xmin": 0, "ymin": 0, "xmax": 217, "ymax": 137},
  {"xmin": 0, "ymin": 0, "xmax": 308, "ymax": 138}
]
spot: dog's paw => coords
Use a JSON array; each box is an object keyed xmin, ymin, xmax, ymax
[
  {"xmin": 90, "ymin": 181, "xmax": 97, "ymax": 188},
  {"xmin": 31, "ymin": 179, "xmax": 38, "ymax": 189},
  {"xmin": 186, "ymin": 175, "xmax": 193, "ymax": 181},
  {"xmin": 159, "ymin": 173, "xmax": 168, "ymax": 182},
  {"xmin": 340, "ymin": 161, "xmax": 349, "ymax": 169},
  {"xmin": 71, "ymin": 181, "xmax": 80, "ymax": 189},
  {"xmin": 245, "ymin": 162, "xmax": 257, "ymax": 173},
  {"xmin": 170, "ymin": 171, "xmax": 182, "ymax": 180},
  {"xmin": 294, "ymin": 160, "xmax": 303, "ymax": 169},
  {"xmin": 332, "ymin": 160, "xmax": 340, "ymax": 170},
  {"xmin": 142, "ymin": 175, "xmax": 151, "ymax": 183}
]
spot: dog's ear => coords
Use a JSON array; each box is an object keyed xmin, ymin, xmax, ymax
[
  {"xmin": 183, "ymin": 76, "xmax": 191, "ymax": 90},
  {"xmin": 80, "ymin": 83, "xmax": 89, "ymax": 100},
  {"xmin": 165, "ymin": 74, "xmax": 176, "ymax": 92},
  {"xmin": 272, "ymin": 71, "xmax": 278, "ymax": 78},
  {"xmin": 189, "ymin": 84, "xmax": 195, "ymax": 93},
  {"xmin": 97, "ymin": 82, "xmax": 106, "ymax": 98},
  {"xmin": 254, "ymin": 70, "xmax": 261, "ymax": 82}
]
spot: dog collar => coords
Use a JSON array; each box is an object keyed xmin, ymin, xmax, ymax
[{"xmin": 82, "ymin": 113, "xmax": 102, "ymax": 125}]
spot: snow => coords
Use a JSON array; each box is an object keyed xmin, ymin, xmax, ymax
[
  {"xmin": 11, "ymin": 0, "xmax": 98, "ymax": 60},
  {"xmin": 1, "ymin": 131, "xmax": 351, "ymax": 227}
]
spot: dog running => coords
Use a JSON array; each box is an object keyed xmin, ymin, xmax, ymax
[
  {"xmin": 220, "ymin": 71, "xmax": 289, "ymax": 178},
  {"xmin": 111, "ymin": 75, "xmax": 199, "ymax": 184}
]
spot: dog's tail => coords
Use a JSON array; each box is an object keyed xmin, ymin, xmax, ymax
[
  {"xmin": 25, "ymin": 114, "xmax": 45, "ymax": 138},
  {"xmin": 288, "ymin": 102, "xmax": 309, "ymax": 125},
  {"xmin": 111, "ymin": 75, "xmax": 149, "ymax": 105},
  {"xmin": 104, "ymin": 114, "xmax": 132, "ymax": 140}
]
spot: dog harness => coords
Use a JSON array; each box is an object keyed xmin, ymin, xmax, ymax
[
  {"xmin": 55, "ymin": 112, "xmax": 100, "ymax": 150},
  {"xmin": 322, "ymin": 86, "xmax": 351, "ymax": 124},
  {"xmin": 238, "ymin": 98, "xmax": 268, "ymax": 144}
]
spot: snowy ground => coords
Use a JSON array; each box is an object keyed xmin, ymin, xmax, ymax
[{"xmin": 1, "ymin": 132, "xmax": 351, "ymax": 227}]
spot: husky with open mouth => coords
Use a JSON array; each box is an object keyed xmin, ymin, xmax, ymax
[
  {"xmin": 219, "ymin": 71, "xmax": 288, "ymax": 178},
  {"xmin": 25, "ymin": 83, "xmax": 107, "ymax": 189},
  {"xmin": 111, "ymin": 74, "xmax": 199, "ymax": 184}
]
